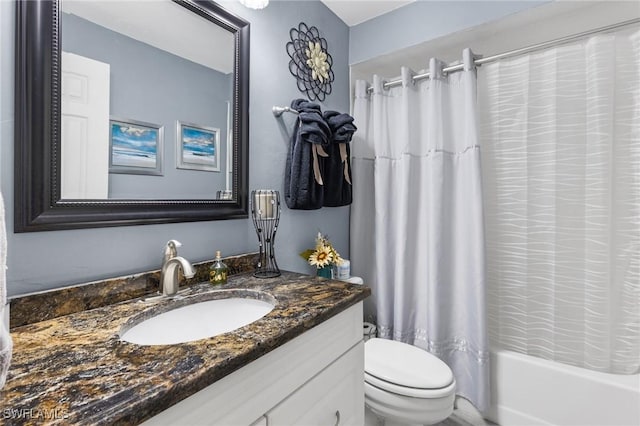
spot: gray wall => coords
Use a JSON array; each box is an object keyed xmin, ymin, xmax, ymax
[
  {"xmin": 1, "ymin": 0, "xmax": 350, "ymax": 297},
  {"xmin": 62, "ymin": 12, "xmax": 230, "ymax": 199},
  {"xmin": 349, "ymin": 0, "xmax": 548, "ymax": 65}
]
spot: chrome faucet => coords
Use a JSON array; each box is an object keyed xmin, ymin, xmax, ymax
[
  {"xmin": 161, "ymin": 256, "xmax": 195, "ymax": 296},
  {"xmin": 162, "ymin": 240, "xmax": 182, "ymax": 269},
  {"xmin": 160, "ymin": 240, "xmax": 195, "ymax": 296},
  {"xmin": 161, "ymin": 239, "xmax": 181, "ymax": 289}
]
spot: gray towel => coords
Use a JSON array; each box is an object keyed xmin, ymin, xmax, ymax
[
  {"xmin": 323, "ymin": 111, "xmax": 357, "ymax": 207},
  {"xmin": 284, "ymin": 99, "xmax": 331, "ymax": 210}
]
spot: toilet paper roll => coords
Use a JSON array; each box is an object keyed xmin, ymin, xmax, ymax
[{"xmin": 363, "ymin": 322, "xmax": 377, "ymax": 341}]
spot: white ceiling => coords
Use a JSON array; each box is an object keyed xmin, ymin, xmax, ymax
[
  {"xmin": 320, "ymin": 0, "xmax": 416, "ymax": 27},
  {"xmin": 62, "ymin": 1, "xmax": 234, "ymax": 74},
  {"xmin": 61, "ymin": 0, "xmax": 413, "ymax": 72}
]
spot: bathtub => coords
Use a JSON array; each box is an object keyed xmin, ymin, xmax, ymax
[{"xmin": 486, "ymin": 350, "xmax": 640, "ymax": 426}]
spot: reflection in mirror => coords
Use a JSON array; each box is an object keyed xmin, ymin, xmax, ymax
[
  {"xmin": 60, "ymin": 0, "xmax": 234, "ymax": 200},
  {"xmin": 14, "ymin": 0, "xmax": 249, "ymax": 232}
]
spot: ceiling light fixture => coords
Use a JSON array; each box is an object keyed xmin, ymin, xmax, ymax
[{"xmin": 238, "ymin": 0, "xmax": 269, "ymax": 9}]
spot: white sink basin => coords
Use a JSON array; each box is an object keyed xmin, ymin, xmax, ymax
[{"xmin": 120, "ymin": 297, "xmax": 275, "ymax": 345}]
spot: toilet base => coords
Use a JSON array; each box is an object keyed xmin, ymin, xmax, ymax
[
  {"xmin": 365, "ymin": 405, "xmax": 427, "ymax": 426},
  {"xmin": 364, "ymin": 381, "xmax": 455, "ymax": 426}
]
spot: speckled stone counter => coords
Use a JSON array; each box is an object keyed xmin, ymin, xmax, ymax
[
  {"xmin": 9, "ymin": 253, "xmax": 261, "ymax": 328},
  {"xmin": 1, "ymin": 271, "xmax": 370, "ymax": 425}
]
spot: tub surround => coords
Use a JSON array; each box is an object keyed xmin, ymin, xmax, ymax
[
  {"xmin": 9, "ymin": 253, "xmax": 260, "ymax": 328},
  {"xmin": 3, "ymin": 269, "xmax": 370, "ymax": 425}
]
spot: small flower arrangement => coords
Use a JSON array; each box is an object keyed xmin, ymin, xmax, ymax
[{"xmin": 300, "ymin": 233, "xmax": 344, "ymax": 269}]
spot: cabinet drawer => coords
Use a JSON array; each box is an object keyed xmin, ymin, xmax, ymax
[{"xmin": 267, "ymin": 342, "xmax": 364, "ymax": 426}]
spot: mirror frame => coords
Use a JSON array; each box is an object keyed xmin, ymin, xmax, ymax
[{"xmin": 14, "ymin": 0, "xmax": 250, "ymax": 232}]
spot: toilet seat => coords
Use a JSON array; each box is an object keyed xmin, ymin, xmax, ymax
[
  {"xmin": 365, "ymin": 371, "xmax": 456, "ymax": 398},
  {"xmin": 364, "ymin": 338, "xmax": 455, "ymax": 398}
]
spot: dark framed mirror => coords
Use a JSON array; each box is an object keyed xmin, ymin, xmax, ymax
[{"xmin": 14, "ymin": 0, "xmax": 249, "ymax": 232}]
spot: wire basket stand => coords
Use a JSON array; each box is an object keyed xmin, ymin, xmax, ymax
[{"xmin": 251, "ymin": 190, "xmax": 281, "ymax": 278}]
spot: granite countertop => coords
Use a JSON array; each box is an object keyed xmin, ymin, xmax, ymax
[{"xmin": 1, "ymin": 271, "xmax": 370, "ymax": 425}]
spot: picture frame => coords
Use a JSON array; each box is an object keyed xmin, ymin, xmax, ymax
[
  {"xmin": 176, "ymin": 121, "xmax": 220, "ymax": 172},
  {"xmin": 109, "ymin": 117, "xmax": 163, "ymax": 176}
]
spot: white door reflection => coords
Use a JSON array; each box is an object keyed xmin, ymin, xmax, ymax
[{"xmin": 61, "ymin": 52, "xmax": 110, "ymax": 199}]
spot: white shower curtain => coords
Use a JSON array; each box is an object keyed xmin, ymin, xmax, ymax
[
  {"xmin": 352, "ymin": 49, "xmax": 490, "ymax": 411},
  {"xmin": 480, "ymin": 28, "xmax": 640, "ymax": 374}
]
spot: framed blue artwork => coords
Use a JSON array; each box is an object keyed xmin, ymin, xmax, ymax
[
  {"xmin": 176, "ymin": 121, "xmax": 220, "ymax": 172},
  {"xmin": 109, "ymin": 117, "xmax": 163, "ymax": 176}
]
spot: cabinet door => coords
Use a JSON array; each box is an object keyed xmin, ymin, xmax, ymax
[{"xmin": 267, "ymin": 342, "xmax": 364, "ymax": 426}]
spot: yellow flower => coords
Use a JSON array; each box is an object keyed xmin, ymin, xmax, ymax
[
  {"xmin": 308, "ymin": 246, "xmax": 333, "ymax": 268},
  {"xmin": 300, "ymin": 233, "xmax": 343, "ymax": 270}
]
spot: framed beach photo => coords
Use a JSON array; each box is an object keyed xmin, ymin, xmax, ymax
[
  {"xmin": 176, "ymin": 121, "xmax": 220, "ymax": 172},
  {"xmin": 109, "ymin": 117, "xmax": 163, "ymax": 175}
]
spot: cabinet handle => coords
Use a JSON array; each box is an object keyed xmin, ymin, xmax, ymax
[{"xmin": 334, "ymin": 410, "xmax": 341, "ymax": 426}]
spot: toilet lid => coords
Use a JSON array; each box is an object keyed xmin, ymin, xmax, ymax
[{"xmin": 365, "ymin": 338, "xmax": 454, "ymax": 390}]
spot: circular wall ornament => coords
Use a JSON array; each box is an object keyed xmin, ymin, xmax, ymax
[{"xmin": 286, "ymin": 22, "xmax": 334, "ymax": 101}]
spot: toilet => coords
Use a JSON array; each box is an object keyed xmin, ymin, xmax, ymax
[{"xmin": 364, "ymin": 338, "xmax": 456, "ymax": 425}]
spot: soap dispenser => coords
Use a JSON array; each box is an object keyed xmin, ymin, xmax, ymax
[{"xmin": 209, "ymin": 251, "xmax": 228, "ymax": 285}]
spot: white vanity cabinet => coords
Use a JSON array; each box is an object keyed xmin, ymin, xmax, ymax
[
  {"xmin": 267, "ymin": 341, "xmax": 363, "ymax": 425},
  {"xmin": 144, "ymin": 302, "xmax": 364, "ymax": 426}
]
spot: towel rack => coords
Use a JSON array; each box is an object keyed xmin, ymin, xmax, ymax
[{"xmin": 272, "ymin": 106, "xmax": 299, "ymax": 117}]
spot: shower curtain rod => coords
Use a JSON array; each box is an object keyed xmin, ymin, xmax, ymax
[{"xmin": 366, "ymin": 18, "xmax": 640, "ymax": 93}]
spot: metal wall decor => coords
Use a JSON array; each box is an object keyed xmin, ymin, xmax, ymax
[{"xmin": 286, "ymin": 22, "xmax": 334, "ymax": 101}]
